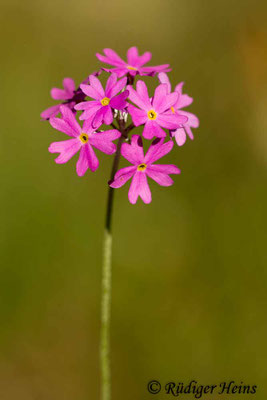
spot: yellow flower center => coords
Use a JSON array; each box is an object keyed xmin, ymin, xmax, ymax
[
  {"xmin": 79, "ymin": 133, "xmax": 89, "ymax": 144},
  {"xmin": 147, "ymin": 110, "xmax": 157, "ymax": 120},
  {"xmin": 137, "ymin": 163, "xmax": 147, "ymax": 171},
  {"xmin": 101, "ymin": 97, "xmax": 110, "ymax": 106},
  {"xmin": 171, "ymin": 106, "xmax": 175, "ymax": 113},
  {"xmin": 127, "ymin": 66, "xmax": 137, "ymax": 71}
]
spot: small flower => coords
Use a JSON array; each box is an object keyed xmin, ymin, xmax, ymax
[
  {"xmin": 96, "ymin": 47, "xmax": 171, "ymax": 78},
  {"xmin": 110, "ymin": 135, "xmax": 180, "ymax": 204},
  {"xmin": 75, "ymin": 73, "xmax": 129, "ymax": 128},
  {"xmin": 158, "ymin": 72, "xmax": 199, "ymax": 146},
  {"xmin": 127, "ymin": 81, "xmax": 187, "ymax": 139},
  {"xmin": 49, "ymin": 106, "xmax": 121, "ymax": 176},
  {"xmin": 41, "ymin": 77, "xmax": 86, "ymax": 120}
]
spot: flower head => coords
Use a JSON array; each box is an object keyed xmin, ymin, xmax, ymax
[
  {"xmin": 41, "ymin": 77, "xmax": 87, "ymax": 120},
  {"xmin": 158, "ymin": 72, "xmax": 199, "ymax": 146},
  {"xmin": 110, "ymin": 135, "xmax": 180, "ymax": 204},
  {"xmin": 96, "ymin": 47, "xmax": 171, "ymax": 78},
  {"xmin": 127, "ymin": 81, "xmax": 187, "ymax": 139},
  {"xmin": 42, "ymin": 47, "xmax": 199, "ymax": 203},
  {"xmin": 75, "ymin": 73, "xmax": 129, "ymax": 128},
  {"xmin": 49, "ymin": 105, "xmax": 121, "ymax": 176}
]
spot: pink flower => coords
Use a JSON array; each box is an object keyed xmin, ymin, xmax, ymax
[
  {"xmin": 158, "ymin": 72, "xmax": 199, "ymax": 146},
  {"xmin": 96, "ymin": 47, "xmax": 171, "ymax": 78},
  {"xmin": 75, "ymin": 73, "xmax": 129, "ymax": 128},
  {"xmin": 110, "ymin": 135, "xmax": 180, "ymax": 204},
  {"xmin": 41, "ymin": 77, "xmax": 86, "ymax": 120},
  {"xmin": 48, "ymin": 106, "xmax": 121, "ymax": 176},
  {"xmin": 127, "ymin": 81, "xmax": 187, "ymax": 140}
]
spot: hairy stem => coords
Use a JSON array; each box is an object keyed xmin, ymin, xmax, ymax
[{"xmin": 100, "ymin": 119, "xmax": 126, "ymax": 400}]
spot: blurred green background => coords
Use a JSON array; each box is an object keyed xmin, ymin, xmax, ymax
[{"xmin": 1, "ymin": 0, "xmax": 267, "ymax": 398}]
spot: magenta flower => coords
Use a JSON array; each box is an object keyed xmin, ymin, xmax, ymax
[
  {"xmin": 158, "ymin": 72, "xmax": 199, "ymax": 146},
  {"xmin": 96, "ymin": 47, "xmax": 170, "ymax": 78},
  {"xmin": 127, "ymin": 81, "xmax": 187, "ymax": 140},
  {"xmin": 75, "ymin": 73, "xmax": 129, "ymax": 128},
  {"xmin": 41, "ymin": 77, "xmax": 86, "ymax": 120},
  {"xmin": 49, "ymin": 106, "xmax": 121, "ymax": 176},
  {"xmin": 110, "ymin": 135, "xmax": 180, "ymax": 204}
]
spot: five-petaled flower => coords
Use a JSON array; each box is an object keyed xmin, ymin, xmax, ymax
[
  {"xmin": 127, "ymin": 81, "xmax": 188, "ymax": 139},
  {"xmin": 96, "ymin": 47, "xmax": 170, "ymax": 78},
  {"xmin": 158, "ymin": 72, "xmax": 199, "ymax": 146},
  {"xmin": 110, "ymin": 135, "xmax": 180, "ymax": 204},
  {"xmin": 49, "ymin": 106, "xmax": 121, "ymax": 176},
  {"xmin": 75, "ymin": 74, "xmax": 129, "ymax": 128},
  {"xmin": 41, "ymin": 77, "xmax": 87, "ymax": 120}
]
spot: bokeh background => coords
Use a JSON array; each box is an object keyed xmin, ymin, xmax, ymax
[{"xmin": 1, "ymin": 0, "xmax": 267, "ymax": 398}]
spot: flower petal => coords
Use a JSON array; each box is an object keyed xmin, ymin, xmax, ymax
[
  {"xmin": 136, "ymin": 51, "xmax": 152, "ymax": 66},
  {"xmin": 80, "ymin": 84, "xmax": 102, "ymax": 100},
  {"xmin": 158, "ymin": 72, "xmax": 171, "ymax": 93},
  {"xmin": 109, "ymin": 90, "xmax": 129, "ymax": 110},
  {"xmin": 136, "ymin": 80, "xmax": 151, "ymax": 109},
  {"xmin": 179, "ymin": 110, "xmax": 199, "ymax": 128},
  {"xmin": 157, "ymin": 113, "xmax": 186, "ymax": 130},
  {"xmin": 184, "ymin": 125, "xmax": 194, "ymax": 140},
  {"xmin": 127, "ymin": 85, "xmax": 150, "ymax": 111},
  {"xmin": 140, "ymin": 64, "xmax": 171, "ymax": 75},
  {"xmin": 152, "ymin": 86, "xmax": 178, "ymax": 113},
  {"xmin": 96, "ymin": 49, "xmax": 126, "ymax": 68},
  {"xmin": 74, "ymin": 100, "xmax": 100, "ymax": 111},
  {"xmin": 126, "ymin": 47, "xmax": 139, "ymax": 65},
  {"xmin": 163, "ymin": 92, "xmax": 179, "ymax": 111},
  {"xmin": 108, "ymin": 77, "xmax": 127, "ymax": 98},
  {"xmin": 89, "ymin": 129, "xmax": 121, "ymax": 154},
  {"xmin": 172, "ymin": 127, "xmax": 187, "ymax": 146},
  {"xmin": 86, "ymin": 143, "xmax": 99, "ymax": 172},
  {"xmin": 151, "ymin": 84, "xmax": 168, "ymax": 112},
  {"xmin": 103, "ymin": 48, "xmax": 126, "ymax": 65},
  {"xmin": 148, "ymin": 164, "xmax": 180, "ymax": 174},
  {"xmin": 96, "ymin": 53, "xmax": 120, "ymax": 66},
  {"xmin": 127, "ymin": 47, "xmax": 152, "ymax": 67},
  {"xmin": 175, "ymin": 82, "xmax": 193, "ymax": 108},
  {"xmin": 114, "ymin": 165, "xmax": 136, "ymax": 180},
  {"xmin": 121, "ymin": 135, "xmax": 144, "ymax": 164},
  {"xmin": 51, "ymin": 88, "xmax": 70, "ymax": 100},
  {"xmin": 105, "ymin": 73, "xmax": 117, "ymax": 97},
  {"xmin": 143, "ymin": 120, "xmax": 166, "ymax": 139},
  {"xmin": 146, "ymin": 169, "xmax": 174, "ymax": 187},
  {"xmin": 41, "ymin": 104, "xmax": 60, "ymax": 120},
  {"xmin": 144, "ymin": 139, "xmax": 173, "ymax": 164},
  {"xmin": 92, "ymin": 107, "xmax": 105, "ymax": 129},
  {"xmin": 76, "ymin": 144, "xmax": 90, "ymax": 176},
  {"xmin": 139, "ymin": 172, "xmax": 152, "ymax": 203},
  {"xmin": 50, "ymin": 117, "xmax": 78, "ymax": 137},
  {"xmin": 59, "ymin": 105, "xmax": 81, "ymax": 136},
  {"xmin": 127, "ymin": 105, "xmax": 147, "ymax": 126},
  {"xmin": 81, "ymin": 118, "xmax": 95, "ymax": 134},
  {"xmin": 110, "ymin": 166, "xmax": 136, "ymax": 188},
  {"xmin": 63, "ymin": 78, "xmax": 75, "ymax": 93},
  {"xmin": 128, "ymin": 171, "xmax": 151, "ymax": 204},
  {"xmin": 89, "ymin": 75, "xmax": 105, "ymax": 98},
  {"xmin": 105, "ymin": 67, "xmax": 128, "ymax": 78},
  {"xmin": 103, "ymin": 106, "xmax": 114, "ymax": 125},
  {"xmin": 49, "ymin": 138, "xmax": 81, "ymax": 164},
  {"xmin": 79, "ymin": 104, "xmax": 101, "ymax": 121}
]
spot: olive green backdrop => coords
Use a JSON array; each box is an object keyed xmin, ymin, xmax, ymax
[{"xmin": 1, "ymin": 0, "xmax": 267, "ymax": 399}]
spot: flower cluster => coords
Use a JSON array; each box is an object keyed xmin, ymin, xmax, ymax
[{"xmin": 42, "ymin": 47, "xmax": 199, "ymax": 204}]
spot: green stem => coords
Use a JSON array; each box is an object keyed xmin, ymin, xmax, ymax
[
  {"xmin": 100, "ymin": 229, "xmax": 112, "ymax": 400},
  {"xmin": 100, "ymin": 122, "xmax": 125, "ymax": 400}
]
